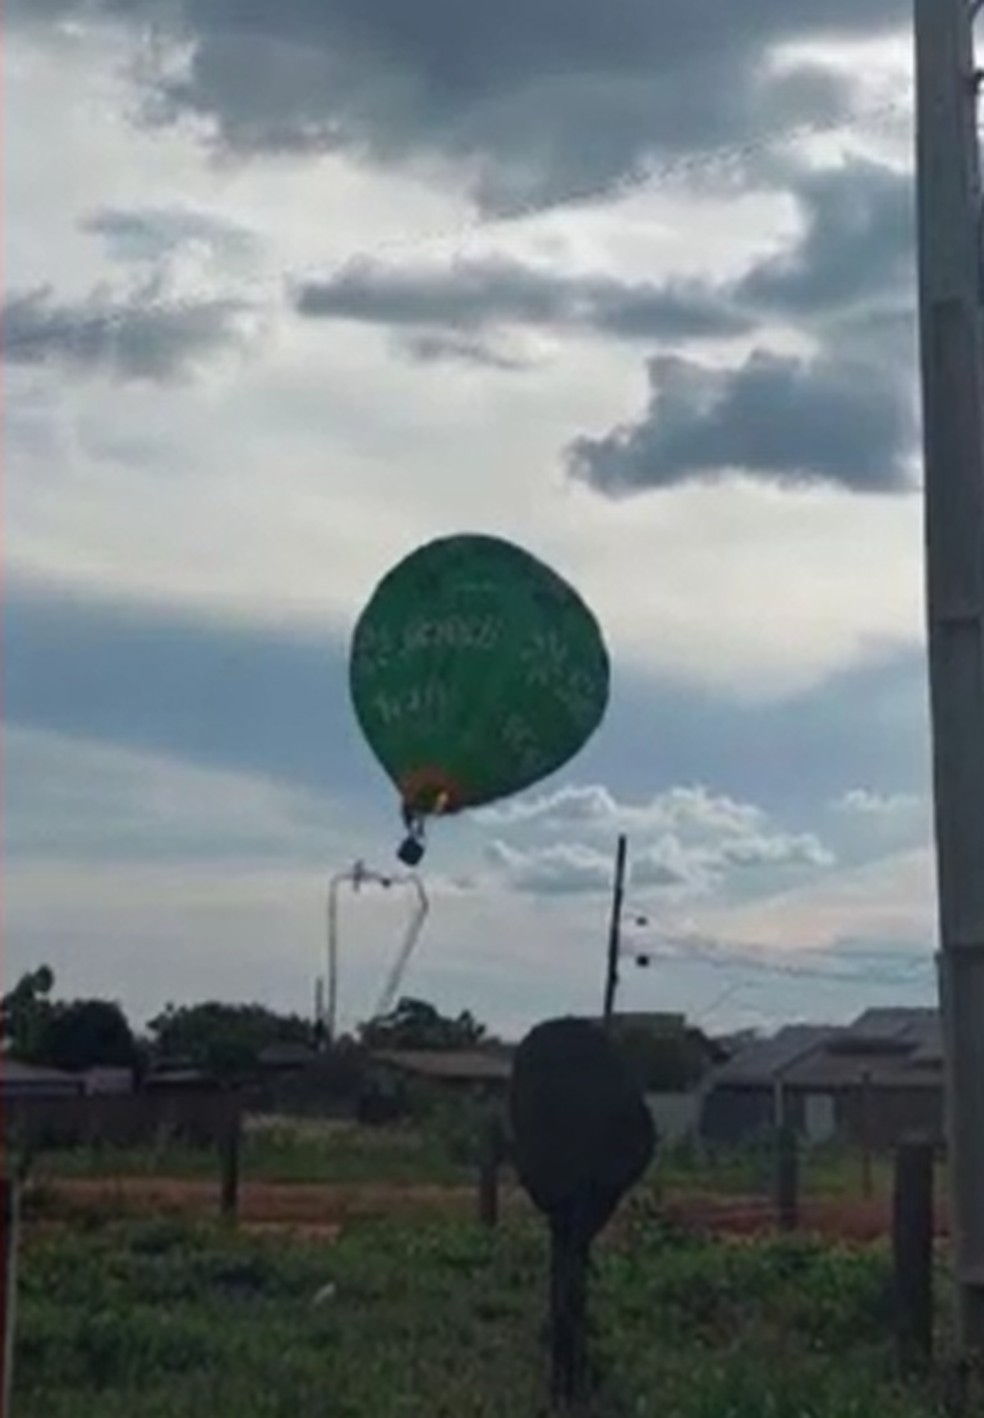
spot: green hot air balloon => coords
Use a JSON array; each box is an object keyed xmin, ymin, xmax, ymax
[{"xmin": 350, "ymin": 534, "xmax": 610, "ymax": 863}]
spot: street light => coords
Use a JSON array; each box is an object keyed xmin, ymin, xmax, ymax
[{"xmin": 321, "ymin": 862, "xmax": 429, "ymax": 1045}]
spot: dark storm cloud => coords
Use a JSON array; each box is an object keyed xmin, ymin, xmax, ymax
[
  {"xmin": 3, "ymin": 285, "xmax": 253, "ymax": 381},
  {"xmin": 294, "ymin": 255, "xmax": 750, "ymax": 354},
  {"xmin": 562, "ymin": 155, "xmax": 917, "ymax": 495},
  {"xmin": 567, "ymin": 348, "xmax": 916, "ymax": 495},
  {"xmin": 290, "ymin": 153, "xmax": 911, "ymax": 376},
  {"xmin": 11, "ymin": 0, "xmax": 903, "ymax": 209},
  {"xmin": 738, "ymin": 159, "xmax": 914, "ymax": 317}
]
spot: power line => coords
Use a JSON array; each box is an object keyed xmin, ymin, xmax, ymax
[
  {"xmin": 635, "ymin": 937, "xmax": 934, "ymax": 989},
  {"xmin": 2, "ymin": 93, "xmax": 914, "ymax": 359}
]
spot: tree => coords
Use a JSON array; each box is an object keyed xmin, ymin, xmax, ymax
[
  {"xmin": 2, "ymin": 968, "xmax": 138, "ymax": 1072},
  {"xmin": 614, "ymin": 1025, "xmax": 710, "ymax": 1093},
  {"xmin": 36, "ymin": 1000, "xmax": 138, "ymax": 1072},
  {"xmin": 359, "ymin": 997, "xmax": 489, "ymax": 1052},
  {"xmin": 147, "ymin": 1001, "xmax": 313, "ymax": 1079},
  {"xmin": 1, "ymin": 966, "xmax": 55, "ymax": 1059}
]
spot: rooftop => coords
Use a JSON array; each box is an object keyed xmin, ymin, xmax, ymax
[
  {"xmin": 708, "ymin": 1008, "xmax": 943, "ymax": 1091},
  {"xmin": 1, "ymin": 1058, "xmax": 87, "ymax": 1090},
  {"xmin": 708, "ymin": 1025, "xmax": 837, "ymax": 1087},
  {"xmin": 372, "ymin": 1049, "xmax": 513, "ymax": 1082}
]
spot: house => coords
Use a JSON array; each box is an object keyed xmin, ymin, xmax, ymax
[
  {"xmin": 84, "ymin": 1066, "xmax": 135, "ymax": 1095},
  {"xmin": 370, "ymin": 1048, "xmax": 513, "ymax": 1096},
  {"xmin": 700, "ymin": 1008, "xmax": 945, "ymax": 1150},
  {"xmin": 700, "ymin": 1025, "xmax": 837, "ymax": 1146},
  {"xmin": 782, "ymin": 1008, "xmax": 943, "ymax": 1150},
  {"xmin": 0, "ymin": 1058, "xmax": 87, "ymax": 1100}
]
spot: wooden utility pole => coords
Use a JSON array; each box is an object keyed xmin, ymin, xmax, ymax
[
  {"xmin": 860, "ymin": 1070, "xmax": 874, "ymax": 1201},
  {"xmin": 218, "ymin": 1106, "xmax": 242, "ymax": 1222},
  {"xmin": 915, "ymin": 0, "xmax": 984, "ymax": 1363},
  {"xmin": 1, "ymin": 1177, "xmax": 19, "ymax": 1418},
  {"xmin": 602, "ymin": 835, "xmax": 628, "ymax": 1026},
  {"xmin": 478, "ymin": 1114, "xmax": 502, "ymax": 1229}
]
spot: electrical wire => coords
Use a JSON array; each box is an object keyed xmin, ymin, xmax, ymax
[{"xmin": 2, "ymin": 92, "xmax": 914, "ymax": 359}]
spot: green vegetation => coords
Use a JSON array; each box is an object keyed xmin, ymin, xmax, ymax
[
  {"xmin": 1, "ymin": 966, "xmax": 138, "ymax": 1071},
  {"xmin": 33, "ymin": 1113, "xmax": 491, "ymax": 1187},
  {"xmin": 14, "ymin": 1214, "xmax": 945, "ymax": 1417},
  {"xmin": 33, "ymin": 1113, "xmax": 937, "ymax": 1209}
]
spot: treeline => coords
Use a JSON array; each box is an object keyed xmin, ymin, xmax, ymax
[{"xmin": 0, "ymin": 968, "xmax": 493, "ymax": 1081}]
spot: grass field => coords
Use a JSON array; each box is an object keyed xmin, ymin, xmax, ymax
[
  {"xmin": 32, "ymin": 1113, "xmax": 922, "ymax": 1201},
  {"xmin": 34, "ymin": 1115, "xmax": 476, "ymax": 1188},
  {"xmin": 13, "ymin": 1207, "xmax": 949, "ymax": 1417}
]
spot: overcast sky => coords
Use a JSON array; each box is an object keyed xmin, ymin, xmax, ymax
[{"xmin": 4, "ymin": 3, "xmax": 938, "ymax": 1040}]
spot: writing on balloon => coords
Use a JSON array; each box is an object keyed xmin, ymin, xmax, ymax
[
  {"xmin": 401, "ymin": 615, "xmax": 503, "ymax": 655},
  {"xmin": 502, "ymin": 713, "xmax": 548, "ymax": 776},
  {"xmin": 371, "ymin": 681, "xmax": 450, "ymax": 727},
  {"xmin": 521, "ymin": 630, "xmax": 602, "ymax": 724},
  {"xmin": 354, "ymin": 616, "xmax": 503, "ymax": 676}
]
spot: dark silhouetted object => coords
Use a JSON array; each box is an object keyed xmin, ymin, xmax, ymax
[
  {"xmin": 1, "ymin": 1176, "xmax": 19, "ymax": 1416},
  {"xmin": 892, "ymin": 1140, "xmax": 935, "ymax": 1376},
  {"xmin": 219, "ymin": 1109, "xmax": 242, "ymax": 1221},
  {"xmin": 510, "ymin": 1017, "xmax": 655, "ymax": 1407},
  {"xmin": 478, "ymin": 1113, "xmax": 503, "ymax": 1228},
  {"xmin": 774, "ymin": 1124, "xmax": 799, "ymax": 1232}
]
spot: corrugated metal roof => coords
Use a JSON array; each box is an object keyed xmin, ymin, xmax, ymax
[
  {"xmin": 708, "ymin": 1025, "xmax": 838, "ymax": 1086},
  {"xmin": 849, "ymin": 1007, "xmax": 940, "ymax": 1049},
  {"xmin": 702, "ymin": 1008, "xmax": 944, "ymax": 1093},
  {"xmin": 783, "ymin": 1050, "xmax": 941, "ymax": 1091}
]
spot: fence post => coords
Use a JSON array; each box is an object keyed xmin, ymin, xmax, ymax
[
  {"xmin": 478, "ymin": 1114, "xmax": 501, "ymax": 1229},
  {"xmin": 549, "ymin": 1219, "xmax": 590, "ymax": 1407},
  {"xmin": 892, "ymin": 1140, "xmax": 935, "ymax": 1376},
  {"xmin": 860, "ymin": 1070, "xmax": 874, "ymax": 1200},
  {"xmin": 219, "ymin": 1106, "xmax": 242, "ymax": 1222},
  {"xmin": 1, "ymin": 1176, "xmax": 20, "ymax": 1418},
  {"xmin": 774, "ymin": 1124, "xmax": 799, "ymax": 1232}
]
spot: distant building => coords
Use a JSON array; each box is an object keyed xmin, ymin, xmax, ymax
[
  {"xmin": 0, "ymin": 1058, "xmax": 86, "ymax": 1100},
  {"xmin": 84, "ymin": 1067, "xmax": 135, "ymax": 1096},
  {"xmin": 371, "ymin": 1048, "xmax": 513, "ymax": 1092},
  {"xmin": 257, "ymin": 1043, "xmax": 318, "ymax": 1073},
  {"xmin": 701, "ymin": 1008, "xmax": 945, "ymax": 1149},
  {"xmin": 701, "ymin": 1025, "xmax": 837, "ymax": 1145}
]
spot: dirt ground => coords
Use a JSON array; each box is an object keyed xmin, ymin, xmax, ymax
[{"xmin": 37, "ymin": 1175, "xmax": 950, "ymax": 1243}]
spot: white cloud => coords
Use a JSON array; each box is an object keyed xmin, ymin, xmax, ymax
[
  {"xmin": 481, "ymin": 783, "xmax": 833, "ymax": 897},
  {"xmin": 682, "ymin": 847, "xmax": 937, "ymax": 957},
  {"xmin": 5, "ymin": 20, "xmax": 937, "ymax": 1036},
  {"xmin": 485, "ymin": 838, "xmax": 694, "ymax": 895},
  {"xmin": 4, "ymin": 726, "xmax": 345, "ymax": 864},
  {"xmin": 834, "ymin": 787, "xmax": 923, "ymax": 819},
  {"xmin": 483, "ymin": 782, "xmax": 771, "ymax": 834},
  {"xmin": 6, "ymin": 23, "xmax": 924, "ymax": 703}
]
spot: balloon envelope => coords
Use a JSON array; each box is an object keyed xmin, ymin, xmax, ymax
[{"xmin": 350, "ymin": 534, "xmax": 610, "ymax": 817}]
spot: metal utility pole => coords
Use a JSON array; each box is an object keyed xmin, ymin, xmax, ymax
[
  {"xmin": 323, "ymin": 862, "xmax": 429, "ymax": 1044},
  {"xmin": 602, "ymin": 835, "xmax": 628, "ymax": 1026},
  {"xmin": 915, "ymin": 0, "xmax": 984, "ymax": 1361}
]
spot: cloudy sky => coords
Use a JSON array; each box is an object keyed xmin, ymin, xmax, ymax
[{"xmin": 5, "ymin": 2, "xmax": 940, "ymax": 1040}]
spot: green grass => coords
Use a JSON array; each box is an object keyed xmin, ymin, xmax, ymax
[
  {"xmin": 13, "ymin": 1211, "xmax": 947, "ymax": 1417},
  {"xmin": 36, "ymin": 1116, "xmax": 935, "ymax": 1208},
  {"xmin": 656, "ymin": 1138, "xmax": 947, "ymax": 1205},
  {"xmin": 34, "ymin": 1116, "xmax": 477, "ymax": 1188}
]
